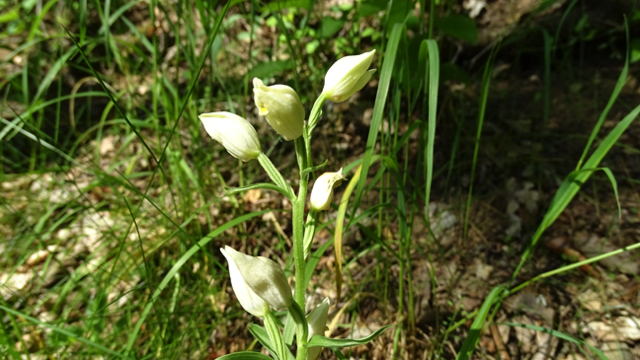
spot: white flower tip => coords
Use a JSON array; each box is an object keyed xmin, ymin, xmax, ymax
[
  {"xmin": 323, "ymin": 50, "xmax": 377, "ymax": 103},
  {"xmin": 252, "ymin": 77, "xmax": 264, "ymax": 89}
]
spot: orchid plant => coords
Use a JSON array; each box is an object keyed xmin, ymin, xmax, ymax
[{"xmin": 200, "ymin": 50, "xmax": 390, "ymax": 360}]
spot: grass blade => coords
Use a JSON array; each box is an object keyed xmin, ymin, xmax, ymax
[
  {"xmin": 0, "ymin": 304, "xmax": 133, "ymax": 359},
  {"xmin": 455, "ymin": 285, "xmax": 506, "ymax": 360},
  {"xmin": 352, "ymin": 24, "xmax": 404, "ymax": 214},
  {"xmin": 124, "ymin": 209, "xmax": 271, "ymax": 354},
  {"xmin": 462, "ymin": 44, "xmax": 499, "ymax": 242},
  {"xmin": 422, "ymin": 39, "xmax": 439, "ymax": 215},
  {"xmin": 513, "ymin": 64, "xmax": 640, "ymax": 279},
  {"xmin": 504, "ymin": 322, "xmax": 608, "ymax": 360},
  {"xmin": 335, "ymin": 164, "xmax": 363, "ymax": 302}
]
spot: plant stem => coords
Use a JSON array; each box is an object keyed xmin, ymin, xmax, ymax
[
  {"xmin": 290, "ymin": 95, "xmax": 327, "ymax": 359},
  {"xmin": 288, "ymin": 302, "xmax": 309, "ymax": 360},
  {"xmin": 293, "ymin": 139, "xmax": 308, "ymax": 311}
]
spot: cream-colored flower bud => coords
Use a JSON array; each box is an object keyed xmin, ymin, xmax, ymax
[
  {"xmin": 322, "ymin": 50, "xmax": 376, "ymax": 103},
  {"xmin": 310, "ymin": 169, "xmax": 345, "ymax": 211},
  {"xmin": 220, "ymin": 247, "xmax": 269, "ymax": 317},
  {"xmin": 307, "ymin": 298, "xmax": 330, "ymax": 360},
  {"xmin": 220, "ymin": 246, "xmax": 293, "ymax": 315},
  {"xmin": 199, "ymin": 112, "xmax": 261, "ymax": 162},
  {"xmin": 253, "ymin": 78, "xmax": 305, "ymax": 141}
]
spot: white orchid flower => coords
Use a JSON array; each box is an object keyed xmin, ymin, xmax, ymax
[
  {"xmin": 322, "ymin": 50, "xmax": 376, "ymax": 103},
  {"xmin": 253, "ymin": 78, "xmax": 305, "ymax": 141},
  {"xmin": 199, "ymin": 112, "xmax": 261, "ymax": 162},
  {"xmin": 220, "ymin": 246, "xmax": 293, "ymax": 316}
]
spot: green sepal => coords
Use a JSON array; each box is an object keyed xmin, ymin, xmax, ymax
[{"xmin": 306, "ymin": 324, "xmax": 393, "ymax": 349}]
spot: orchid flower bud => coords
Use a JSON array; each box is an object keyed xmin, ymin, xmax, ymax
[
  {"xmin": 199, "ymin": 112, "xmax": 261, "ymax": 162},
  {"xmin": 309, "ymin": 169, "xmax": 345, "ymax": 211},
  {"xmin": 306, "ymin": 298, "xmax": 330, "ymax": 360},
  {"xmin": 322, "ymin": 50, "xmax": 376, "ymax": 103},
  {"xmin": 253, "ymin": 78, "xmax": 305, "ymax": 141},
  {"xmin": 220, "ymin": 246, "xmax": 293, "ymax": 316}
]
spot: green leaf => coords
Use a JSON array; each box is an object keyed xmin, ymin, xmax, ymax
[
  {"xmin": 216, "ymin": 352, "xmax": 275, "ymax": 360},
  {"xmin": 226, "ymin": 183, "xmax": 294, "ymax": 200},
  {"xmin": 456, "ymin": 286, "xmax": 506, "ymax": 360},
  {"xmin": 386, "ymin": 0, "xmax": 413, "ymax": 30},
  {"xmin": 248, "ymin": 324, "xmax": 295, "ymax": 360},
  {"xmin": 422, "ymin": 39, "xmax": 440, "ymax": 224},
  {"xmin": 307, "ymin": 324, "xmax": 393, "ymax": 349},
  {"xmin": 435, "ymin": 15, "xmax": 478, "ymax": 44},
  {"xmin": 320, "ymin": 16, "xmax": 345, "ymax": 38},
  {"xmin": 513, "ymin": 21, "xmax": 638, "ymax": 279},
  {"xmin": 440, "ymin": 63, "xmax": 471, "ymax": 84},
  {"xmin": 631, "ymin": 38, "xmax": 640, "ymax": 63},
  {"xmin": 357, "ymin": 0, "xmax": 386, "ymax": 17},
  {"xmin": 306, "ymin": 39, "xmax": 320, "ymax": 54},
  {"xmin": 352, "ymin": 24, "xmax": 403, "ymax": 216},
  {"xmin": 260, "ymin": 0, "xmax": 312, "ymax": 12},
  {"xmin": 125, "ymin": 209, "xmax": 272, "ymax": 353},
  {"xmin": 0, "ymin": 6, "xmax": 19, "ymax": 23},
  {"xmin": 0, "ymin": 305, "xmax": 132, "ymax": 359},
  {"xmin": 248, "ymin": 60, "xmax": 293, "ymax": 79}
]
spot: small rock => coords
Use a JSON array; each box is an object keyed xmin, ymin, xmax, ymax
[
  {"xmin": 99, "ymin": 135, "xmax": 116, "ymax": 155},
  {"xmin": 513, "ymin": 315, "xmax": 536, "ymax": 353},
  {"xmin": 0, "ymin": 272, "xmax": 33, "ymax": 300},
  {"xmin": 601, "ymin": 342, "xmax": 633, "ymax": 360},
  {"xmin": 474, "ymin": 260, "xmax": 494, "ymax": 281},
  {"xmin": 243, "ymin": 189, "xmax": 261, "ymax": 204},
  {"xmin": 577, "ymin": 289, "xmax": 602, "ymax": 312},
  {"xmin": 25, "ymin": 250, "xmax": 50, "ymax": 267},
  {"xmin": 583, "ymin": 317, "xmax": 640, "ymax": 341},
  {"xmin": 563, "ymin": 355, "xmax": 587, "ymax": 360}
]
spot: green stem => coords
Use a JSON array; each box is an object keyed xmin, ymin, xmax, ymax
[
  {"xmin": 293, "ymin": 199, "xmax": 307, "ymax": 310},
  {"xmin": 293, "ymin": 140, "xmax": 308, "ymax": 311},
  {"xmin": 264, "ymin": 311, "xmax": 288, "ymax": 360},
  {"xmin": 289, "ymin": 94, "xmax": 327, "ymax": 358},
  {"xmin": 288, "ymin": 302, "xmax": 309, "ymax": 360}
]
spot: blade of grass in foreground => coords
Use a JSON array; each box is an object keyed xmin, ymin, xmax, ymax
[
  {"xmin": 512, "ymin": 33, "xmax": 636, "ymax": 280},
  {"xmin": 421, "ymin": 39, "xmax": 439, "ymax": 216},
  {"xmin": 504, "ymin": 323, "xmax": 608, "ymax": 360},
  {"xmin": 462, "ymin": 44, "xmax": 499, "ymax": 243},
  {"xmin": 124, "ymin": 209, "xmax": 271, "ymax": 354},
  {"xmin": 351, "ymin": 23, "xmax": 403, "ymax": 215},
  {"xmin": 455, "ymin": 286, "xmax": 506, "ymax": 360},
  {"xmin": 0, "ymin": 304, "xmax": 133, "ymax": 359},
  {"xmin": 335, "ymin": 165, "xmax": 363, "ymax": 302}
]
